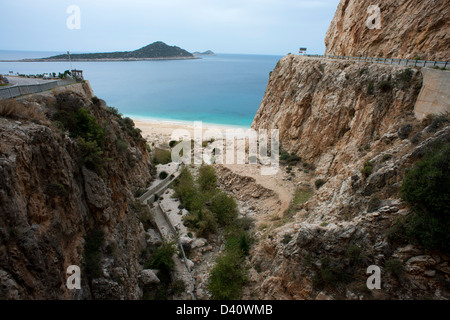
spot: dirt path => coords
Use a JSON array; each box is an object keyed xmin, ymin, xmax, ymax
[{"xmin": 222, "ymin": 163, "xmax": 297, "ymax": 218}]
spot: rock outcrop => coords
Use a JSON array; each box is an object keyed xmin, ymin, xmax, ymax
[
  {"xmin": 249, "ymin": 1, "xmax": 450, "ymax": 299},
  {"xmin": 325, "ymin": 0, "xmax": 450, "ymax": 61},
  {"xmin": 0, "ymin": 84, "xmax": 154, "ymax": 299},
  {"xmin": 252, "ymin": 54, "xmax": 423, "ymax": 170}
]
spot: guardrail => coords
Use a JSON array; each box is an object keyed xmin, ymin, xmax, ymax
[
  {"xmin": 304, "ymin": 54, "xmax": 449, "ymax": 69},
  {"xmin": 0, "ymin": 79, "xmax": 76, "ymax": 100}
]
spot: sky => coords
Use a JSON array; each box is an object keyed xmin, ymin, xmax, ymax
[{"xmin": 0, "ymin": 0, "xmax": 341, "ymax": 55}]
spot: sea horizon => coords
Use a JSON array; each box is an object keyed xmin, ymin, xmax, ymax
[{"xmin": 0, "ymin": 51, "xmax": 282, "ymax": 127}]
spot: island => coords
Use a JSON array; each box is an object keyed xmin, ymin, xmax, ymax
[
  {"xmin": 4, "ymin": 41, "xmax": 199, "ymax": 62},
  {"xmin": 192, "ymin": 50, "xmax": 216, "ymax": 56}
]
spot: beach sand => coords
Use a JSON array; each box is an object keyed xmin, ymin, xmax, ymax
[{"xmin": 132, "ymin": 118, "xmax": 251, "ymax": 146}]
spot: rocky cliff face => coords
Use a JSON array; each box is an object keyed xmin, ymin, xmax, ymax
[
  {"xmin": 250, "ymin": 53, "xmax": 450, "ymax": 298},
  {"xmin": 0, "ymin": 84, "xmax": 154, "ymax": 299},
  {"xmin": 253, "ymin": 54, "xmax": 423, "ymax": 170},
  {"xmin": 325, "ymin": 0, "xmax": 450, "ymax": 61}
]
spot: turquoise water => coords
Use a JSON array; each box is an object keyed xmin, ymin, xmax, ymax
[{"xmin": 0, "ymin": 51, "xmax": 282, "ymax": 127}]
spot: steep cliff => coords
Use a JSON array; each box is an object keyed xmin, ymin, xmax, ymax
[
  {"xmin": 250, "ymin": 46, "xmax": 449, "ymax": 299},
  {"xmin": 325, "ymin": 0, "xmax": 450, "ymax": 61},
  {"xmin": 253, "ymin": 54, "xmax": 423, "ymax": 170},
  {"xmin": 0, "ymin": 84, "xmax": 154, "ymax": 299}
]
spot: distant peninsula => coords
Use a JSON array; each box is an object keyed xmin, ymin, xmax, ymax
[
  {"xmin": 6, "ymin": 42, "xmax": 199, "ymax": 62},
  {"xmin": 193, "ymin": 50, "xmax": 215, "ymax": 56}
]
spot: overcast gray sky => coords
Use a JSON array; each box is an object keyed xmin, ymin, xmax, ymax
[{"xmin": 0, "ymin": 0, "xmax": 340, "ymax": 55}]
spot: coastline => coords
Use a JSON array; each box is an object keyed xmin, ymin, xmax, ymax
[
  {"xmin": 0, "ymin": 57, "xmax": 200, "ymax": 63},
  {"xmin": 131, "ymin": 116, "xmax": 251, "ymax": 146}
]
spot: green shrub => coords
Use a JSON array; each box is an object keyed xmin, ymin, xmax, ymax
[
  {"xmin": 210, "ymin": 191, "xmax": 238, "ymax": 225},
  {"xmin": 116, "ymin": 139, "xmax": 128, "ymax": 154},
  {"xmin": 46, "ymin": 183, "xmax": 68, "ymax": 197},
  {"xmin": 280, "ymin": 150, "xmax": 290, "ymax": 161},
  {"xmin": 198, "ymin": 165, "xmax": 217, "ymax": 192},
  {"xmin": 173, "ymin": 168, "xmax": 203, "ymax": 213},
  {"xmin": 287, "ymin": 153, "xmax": 301, "ymax": 164},
  {"xmin": 169, "ymin": 140, "xmax": 179, "ymax": 148},
  {"xmin": 207, "ymin": 250, "xmax": 247, "ymax": 300},
  {"xmin": 159, "ymin": 171, "xmax": 168, "ymax": 180},
  {"xmin": 91, "ymin": 96, "xmax": 100, "ymax": 105},
  {"xmin": 400, "ymin": 143, "xmax": 450, "ymax": 251},
  {"xmin": 106, "ymin": 106, "xmax": 122, "ymax": 117},
  {"xmin": 367, "ymin": 82, "xmax": 375, "ymax": 95},
  {"xmin": 225, "ymin": 230, "xmax": 252, "ymax": 256},
  {"xmin": 385, "ymin": 259, "xmax": 404, "ymax": 277},
  {"xmin": 396, "ymin": 69, "xmax": 414, "ymax": 89},
  {"xmin": 153, "ymin": 148, "xmax": 172, "ymax": 165},
  {"xmin": 183, "ymin": 209, "xmax": 217, "ymax": 238},
  {"xmin": 402, "ymin": 143, "xmax": 450, "ymax": 216},
  {"xmin": 426, "ymin": 115, "xmax": 449, "ymax": 133},
  {"xmin": 361, "ymin": 161, "xmax": 374, "ymax": 178},
  {"xmin": 382, "ymin": 154, "xmax": 393, "ymax": 162},
  {"xmin": 346, "ymin": 245, "xmax": 362, "ymax": 264},
  {"xmin": 315, "ymin": 179, "xmax": 325, "ymax": 189},
  {"xmin": 76, "ymin": 137, "xmax": 104, "ymax": 173},
  {"xmin": 119, "ymin": 117, "xmax": 142, "ymax": 142},
  {"xmin": 72, "ymin": 108, "xmax": 106, "ymax": 148},
  {"xmin": 378, "ymin": 80, "xmax": 392, "ymax": 93},
  {"xmin": 313, "ymin": 256, "xmax": 348, "ymax": 289},
  {"xmin": 145, "ymin": 242, "xmax": 177, "ymax": 272}
]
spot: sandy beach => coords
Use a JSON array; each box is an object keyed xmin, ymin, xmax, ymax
[{"xmin": 132, "ymin": 117, "xmax": 251, "ymax": 146}]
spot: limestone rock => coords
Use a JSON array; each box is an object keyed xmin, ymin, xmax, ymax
[
  {"xmin": 325, "ymin": 0, "xmax": 450, "ymax": 61},
  {"xmin": 139, "ymin": 269, "xmax": 161, "ymax": 285}
]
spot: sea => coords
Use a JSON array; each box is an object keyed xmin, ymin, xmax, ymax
[{"xmin": 0, "ymin": 50, "xmax": 282, "ymax": 127}]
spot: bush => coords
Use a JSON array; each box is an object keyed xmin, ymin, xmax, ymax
[
  {"xmin": 367, "ymin": 82, "xmax": 375, "ymax": 95},
  {"xmin": 145, "ymin": 242, "xmax": 177, "ymax": 272},
  {"xmin": 173, "ymin": 168, "xmax": 203, "ymax": 213},
  {"xmin": 159, "ymin": 171, "xmax": 168, "ymax": 180},
  {"xmin": 46, "ymin": 183, "xmax": 68, "ymax": 197},
  {"xmin": 207, "ymin": 250, "xmax": 247, "ymax": 300},
  {"xmin": 280, "ymin": 150, "xmax": 290, "ymax": 161},
  {"xmin": 312, "ymin": 256, "xmax": 348, "ymax": 289},
  {"xmin": 76, "ymin": 137, "xmax": 104, "ymax": 173},
  {"xmin": 116, "ymin": 139, "xmax": 128, "ymax": 154},
  {"xmin": 153, "ymin": 148, "xmax": 172, "ymax": 165},
  {"xmin": 210, "ymin": 192, "xmax": 238, "ymax": 225},
  {"xmin": 378, "ymin": 80, "xmax": 392, "ymax": 93},
  {"xmin": 385, "ymin": 259, "xmax": 404, "ymax": 277},
  {"xmin": 382, "ymin": 154, "xmax": 393, "ymax": 162},
  {"xmin": 198, "ymin": 165, "xmax": 217, "ymax": 192},
  {"xmin": 346, "ymin": 245, "xmax": 362, "ymax": 264},
  {"xmin": 396, "ymin": 69, "xmax": 414, "ymax": 89},
  {"xmin": 287, "ymin": 153, "xmax": 301, "ymax": 164},
  {"xmin": 398, "ymin": 124, "xmax": 413, "ymax": 139},
  {"xmin": 226, "ymin": 230, "xmax": 252, "ymax": 256},
  {"xmin": 315, "ymin": 179, "xmax": 325, "ymax": 189},
  {"xmin": 361, "ymin": 161, "xmax": 374, "ymax": 178},
  {"xmin": 402, "ymin": 143, "xmax": 449, "ymax": 216},
  {"xmin": 119, "ymin": 117, "xmax": 142, "ymax": 142},
  {"xmin": 91, "ymin": 96, "xmax": 100, "ymax": 105},
  {"xmin": 401, "ymin": 143, "xmax": 450, "ymax": 251},
  {"xmin": 183, "ymin": 209, "xmax": 217, "ymax": 238},
  {"xmin": 426, "ymin": 115, "xmax": 449, "ymax": 133}
]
